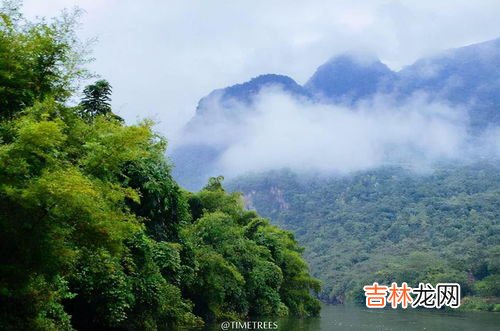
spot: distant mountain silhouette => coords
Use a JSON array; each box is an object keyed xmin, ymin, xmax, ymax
[
  {"xmin": 305, "ymin": 54, "xmax": 395, "ymax": 103},
  {"xmin": 394, "ymin": 38, "xmax": 500, "ymax": 128},
  {"xmin": 196, "ymin": 74, "xmax": 309, "ymax": 115},
  {"xmin": 171, "ymin": 38, "xmax": 500, "ymax": 189}
]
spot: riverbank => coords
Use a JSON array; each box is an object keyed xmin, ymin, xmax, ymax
[{"xmin": 459, "ymin": 297, "xmax": 500, "ymax": 312}]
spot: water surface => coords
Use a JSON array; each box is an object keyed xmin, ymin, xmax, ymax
[
  {"xmin": 205, "ymin": 304, "xmax": 500, "ymax": 331},
  {"xmin": 277, "ymin": 304, "xmax": 500, "ymax": 331}
]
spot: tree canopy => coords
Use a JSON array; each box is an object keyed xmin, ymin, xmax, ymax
[
  {"xmin": 228, "ymin": 166, "xmax": 500, "ymax": 311},
  {"xmin": 0, "ymin": 3, "xmax": 320, "ymax": 330}
]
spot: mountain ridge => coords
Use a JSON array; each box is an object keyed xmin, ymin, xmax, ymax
[{"xmin": 172, "ymin": 37, "xmax": 500, "ymax": 190}]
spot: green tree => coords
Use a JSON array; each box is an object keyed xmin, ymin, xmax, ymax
[
  {"xmin": 0, "ymin": 2, "xmax": 89, "ymax": 120},
  {"xmin": 0, "ymin": 4, "xmax": 321, "ymax": 329},
  {"xmin": 79, "ymin": 80, "xmax": 114, "ymax": 119},
  {"xmin": 184, "ymin": 180, "xmax": 321, "ymax": 320}
]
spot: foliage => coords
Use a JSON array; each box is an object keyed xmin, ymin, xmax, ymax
[
  {"xmin": 79, "ymin": 80, "xmax": 122, "ymax": 122},
  {"xmin": 80, "ymin": 80, "xmax": 112, "ymax": 116},
  {"xmin": 0, "ymin": 3, "xmax": 319, "ymax": 329},
  {"xmin": 0, "ymin": 1, "xmax": 90, "ymax": 120},
  {"xmin": 183, "ymin": 182, "xmax": 320, "ymax": 320},
  {"xmin": 228, "ymin": 165, "xmax": 500, "ymax": 307}
]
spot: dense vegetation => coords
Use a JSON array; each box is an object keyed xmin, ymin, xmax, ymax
[
  {"xmin": 0, "ymin": 4, "xmax": 319, "ymax": 330},
  {"xmin": 228, "ymin": 165, "xmax": 500, "ymax": 311}
]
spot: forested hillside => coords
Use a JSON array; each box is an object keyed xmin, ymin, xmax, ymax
[
  {"xmin": 228, "ymin": 164, "xmax": 500, "ymax": 311},
  {"xmin": 0, "ymin": 5, "xmax": 319, "ymax": 330}
]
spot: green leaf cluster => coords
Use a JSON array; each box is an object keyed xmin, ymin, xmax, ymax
[
  {"xmin": 183, "ymin": 186, "xmax": 321, "ymax": 320},
  {"xmin": 0, "ymin": 4, "xmax": 320, "ymax": 330}
]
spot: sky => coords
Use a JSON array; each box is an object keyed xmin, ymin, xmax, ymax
[{"xmin": 21, "ymin": 0, "xmax": 500, "ymax": 140}]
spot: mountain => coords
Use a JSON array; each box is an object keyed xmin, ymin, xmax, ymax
[
  {"xmin": 172, "ymin": 74, "xmax": 310, "ymax": 190},
  {"xmin": 304, "ymin": 54, "xmax": 395, "ymax": 103},
  {"xmin": 170, "ymin": 144, "xmax": 223, "ymax": 191},
  {"xmin": 395, "ymin": 38, "xmax": 500, "ymax": 129},
  {"xmin": 397, "ymin": 38, "xmax": 500, "ymax": 101},
  {"xmin": 170, "ymin": 39, "xmax": 500, "ymax": 310},
  {"xmin": 227, "ymin": 163, "xmax": 500, "ymax": 306},
  {"xmin": 171, "ymin": 38, "xmax": 500, "ymax": 190},
  {"xmin": 196, "ymin": 74, "xmax": 309, "ymax": 117}
]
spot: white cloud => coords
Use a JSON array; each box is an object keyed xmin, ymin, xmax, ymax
[
  {"xmin": 21, "ymin": 0, "xmax": 500, "ymax": 140},
  {"xmin": 182, "ymin": 89, "xmax": 472, "ymax": 176}
]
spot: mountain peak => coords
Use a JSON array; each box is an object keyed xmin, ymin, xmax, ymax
[
  {"xmin": 195, "ymin": 73, "xmax": 308, "ymax": 116},
  {"xmin": 222, "ymin": 74, "xmax": 307, "ymax": 102},
  {"xmin": 305, "ymin": 53, "xmax": 395, "ymax": 103}
]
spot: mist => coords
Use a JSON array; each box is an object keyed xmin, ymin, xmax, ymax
[
  {"xmin": 172, "ymin": 87, "xmax": 499, "ymax": 179},
  {"xmin": 22, "ymin": 1, "xmax": 500, "ymax": 137}
]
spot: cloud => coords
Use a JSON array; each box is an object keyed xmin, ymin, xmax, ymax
[
  {"xmin": 21, "ymin": 0, "xmax": 500, "ymax": 140},
  {"xmin": 174, "ymin": 87, "xmax": 500, "ymax": 178}
]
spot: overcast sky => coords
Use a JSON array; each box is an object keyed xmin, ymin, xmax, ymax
[{"xmin": 22, "ymin": 0, "xmax": 500, "ymax": 139}]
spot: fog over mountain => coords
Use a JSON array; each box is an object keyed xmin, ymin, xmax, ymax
[
  {"xmin": 22, "ymin": 0, "xmax": 500, "ymax": 137},
  {"xmin": 171, "ymin": 38, "xmax": 500, "ymax": 189}
]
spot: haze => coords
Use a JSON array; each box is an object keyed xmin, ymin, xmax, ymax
[{"xmin": 22, "ymin": 0, "xmax": 500, "ymax": 140}]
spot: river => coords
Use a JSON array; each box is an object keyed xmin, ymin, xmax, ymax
[{"xmin": 205, "ymin": 304, "xmax": 500, "ymax": 331}]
